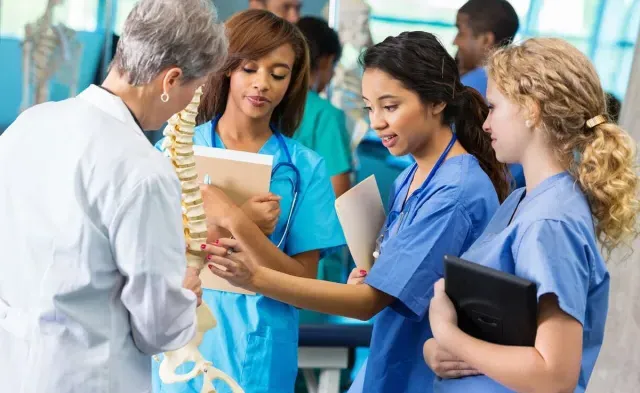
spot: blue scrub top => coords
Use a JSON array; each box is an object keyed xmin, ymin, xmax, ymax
[
  {"xmin": 349, "ymin": 154, "xmax": 500, "ymax": 393},
  {"xmin": 461, "ymin": 66, "xmax": 525, "ymax": 190},
  {"xmin": 152, "ymin": 118, "xmax": 346, "ymax": 393},
  {"xmin": 434, "ymin": 172, "xmax": 609, "ymax": 393}
]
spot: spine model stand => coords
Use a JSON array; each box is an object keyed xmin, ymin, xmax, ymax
[
  {"xmin": 158, "ymin": 86, "xmax": 244, "ymax": 393},
  {"xmin": 20, "ymin": 0, "xmax": 82, "ymax": 112}
]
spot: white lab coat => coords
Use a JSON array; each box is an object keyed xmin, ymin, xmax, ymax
[{"xmin": 0, "ymin": 85, "xmax": 197, "ymax": 393}]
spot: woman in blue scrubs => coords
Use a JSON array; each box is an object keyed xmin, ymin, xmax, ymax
[
  {"xmin": 426, "ymin": 38, "xmax": 640, "ymax": 393},
  {"xmin": 152, "ymin": 10, "xmax": 345, "ymax": 393},
  {"xmin": 203, "ymin": 31, "xmax": 511, "ymax": 393}
]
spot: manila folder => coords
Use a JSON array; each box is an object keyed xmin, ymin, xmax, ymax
[
  {"xmin": 193, "ymin": 145, "xmax": 273, "ymax": 295},
  {"xmin": 335, "ymin": 175, "xmax": 386, "ymax": 271}
]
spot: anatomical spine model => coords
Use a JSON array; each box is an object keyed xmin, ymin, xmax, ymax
[
  {"xmin": 158, "ymin": 87, "xmax": 244, "ymax": 393},
  {"xmin": 20, "ymin": 0, "xmax": 82, "ymax": 112},
  {"xmin": 322, "ymin": 0, "xmax": 374, "ymax": 152}
]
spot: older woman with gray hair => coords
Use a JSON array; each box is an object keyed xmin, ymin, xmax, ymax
[{"xmin": 0, "ymin": 0, "xmax": 227, "ymax": 392}]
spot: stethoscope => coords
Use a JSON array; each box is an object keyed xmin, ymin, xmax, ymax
[
  {"xmin": 210, "ymin": 117, "xmax": 301, "ymax": 249},
  {"xmin": 373, "ymin": 133, "xmax": 458, "ymax": 259}
]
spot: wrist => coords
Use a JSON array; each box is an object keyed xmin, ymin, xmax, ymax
[
  {"xmin": 249, "ymin": 265, "xmax": 269, "ymax": 293},
  {"xmin": 434, "ymin": 322, "xmax": 461, "ymax": 351},
  {"xmin": 221, "ymin": 205, "xmax": 247, "ymax": 231}
]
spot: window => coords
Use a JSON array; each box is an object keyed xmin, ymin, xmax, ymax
[
  {"xmin": 113, "ymin": 0, "xmax": 139, "ymax": 35},
  {"xmin": 1, "ymin": 0, "xmax": 99, "ymax": 38},
  {"xmin": 365, "ymin": 0, "xmax": 640, "ymax": 99}
]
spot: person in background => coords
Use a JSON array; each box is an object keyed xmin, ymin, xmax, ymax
[
  {"xmin": 426, "ymin": 37, "xmax": 640, "ymax": 393},
  {"xmin": 454, "ymin": 0, "xmax": 524, "ymax": 189},
  {"xmin": 295, "ymin": 16, "xmax": 352, "ymax": 198},
  {"xmin": 0, "ymin": 0, "xmax": 227, "ymax": 391},
  {"xmin": 249, "ymin": 0, "xmax": 301, "ymax": 23}
]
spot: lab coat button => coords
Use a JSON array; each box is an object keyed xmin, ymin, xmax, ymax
[{"xmin": 0, "ymin": 311, "xmax": 7, "ymax": 319}]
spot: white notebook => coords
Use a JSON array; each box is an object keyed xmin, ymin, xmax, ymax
[
  {"xmin": 192, "ymin": 145, "xmax": 274, "ymax": 295},
  {"xmin": 335, "ymin": 175, "xmax": 386, "ymax": 271}
]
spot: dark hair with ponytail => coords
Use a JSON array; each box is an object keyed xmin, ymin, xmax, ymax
[{"xmin": 359, "ymin": 31, "xmax": 510, "ymax": 201}]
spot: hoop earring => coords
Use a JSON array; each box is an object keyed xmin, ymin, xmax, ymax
[{"xmin": 161, "ymin": 92, "xmax": 170, "ymax": 103}]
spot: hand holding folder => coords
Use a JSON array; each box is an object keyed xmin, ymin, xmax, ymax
[
  {"xmin": 193, "ymin": 146, "xmax": 274, "ymax": 295},
  {"xmin": 335, "ymin": 175, "xmax": 386, "ymax": 271}
]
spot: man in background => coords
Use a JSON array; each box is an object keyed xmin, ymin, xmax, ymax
[
  {"xmin": 295, "ymin": 16, "xmax": 352, "ymax": 199},
  {"xmin": 454, "ymin": 0, "xmax": 525, "ymax": 189},
  {"xmin": 249, "ymin": 0, "xmax": 301, "ymax": 23}
]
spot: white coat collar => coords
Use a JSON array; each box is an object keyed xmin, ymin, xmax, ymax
[{"xmin": 77, "ymin": 84, "xmax": 144, "ymax": 135}]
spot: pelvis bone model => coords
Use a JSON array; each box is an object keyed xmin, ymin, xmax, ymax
[{"xmin": 157, "ymin": 86, "xmax": 244, "ymax": 393}]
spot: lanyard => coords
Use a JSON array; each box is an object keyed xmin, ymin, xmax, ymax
[
  {"xmin": 390, "ymin": 133, "xmax": 458, "ymax": 209},
  {"xmin": 373, "ymin": 133, "xmax": 457, "ymax": 259}
]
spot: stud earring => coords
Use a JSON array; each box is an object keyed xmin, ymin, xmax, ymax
[
  {"xmin": 161, "ymin": 92, "xmax": 170, "ymax": 103},
  {"xmin": 525, "ymin": 120, "xmax": 532, "ymax": 128}
]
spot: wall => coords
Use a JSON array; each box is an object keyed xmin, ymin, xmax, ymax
[
  {"xmin": 215, "ymin": 0, "xmax": 328, "ymax": 20},
  {"xmin": 0, "ymin": 31, "xmax": 105, "ymax": 130},
  {"xmin": 0, "ymin": 0, "xmax": 329, "ymax": 133}
]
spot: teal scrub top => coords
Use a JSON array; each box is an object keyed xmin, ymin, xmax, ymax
[
  {"xmin": 434, "ymin": 172, "xmax": 609, "ymax": 393},
  {"xmin": 293, "ymin": 90, "xmax": 352, "ymax": 177},
  {"xmin": 151, "ymin": 117, "xmax": 347, "ymax": 393}
]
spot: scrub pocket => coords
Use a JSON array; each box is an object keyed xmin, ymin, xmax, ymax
[{"xmin": 240, "ymin": 329, "xmax": 297, "ymax": 393}]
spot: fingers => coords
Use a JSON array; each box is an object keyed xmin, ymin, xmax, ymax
[
  {"xmin": 201, "ymin": 239, "xmax": 240, "ymax": 255},
  {"xmin": 434, "ymin": 278, "xmax": 445, "ymax": 294},
  {"xmin": 185, "ymin": 266, "xmax": 200, "ymax": 277},
  {"xmin": 207, "ymin": 257, "xmax": 240, "ymax": 280},
  {"xmin": 182, "ymin": 275, "xmax": 203, "ymax": 306},
  {"xmin": 207, "ymin": 255, "xmax": 238, "ymax": 273},
  {"xmin": 348, "ymin": 268, "xmax": 368, "ymax": 279},
  {"xmin": 439, "ymin": 369, "xmax": 482, "ymax": 379},
  {"xmin": 214, "ymin": 238, "xmax": 241, "ymax": 251},
  {"xmin": 437, "ymin": 363, "xmax": 482, "ymax": 379},
  {"xmin": 253, "ymin": 193, "xmax": 282, "ymax": 203}
]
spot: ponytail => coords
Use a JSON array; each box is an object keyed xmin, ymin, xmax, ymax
[
  {"xmin": 572, "ymin": 122, "xmax": 640, "ymax": 256},
  {"xmin": 455, "ymin": 87, "xmax": 511, "ymax": 202}
]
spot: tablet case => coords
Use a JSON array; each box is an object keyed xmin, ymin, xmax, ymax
[{"xmin": 443, "ymin": 255, "xmax": 538, "ymax": 347}]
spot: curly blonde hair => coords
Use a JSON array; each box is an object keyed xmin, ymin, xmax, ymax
[{"xmin": 487, "ymin": 37, "xmax": 640, "ymax": 257}]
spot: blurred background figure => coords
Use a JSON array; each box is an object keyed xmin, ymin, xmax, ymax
[
  {"xmin": 248, "ymin": 0, "xmax": 301, "ymax": 23},
  {"xmin": 453, "ymin": 0, "xmax": 524, "ymax": 190},
  {"xmin": 294, "ymin": 16, "xmax": 352, "ymax": 199}
]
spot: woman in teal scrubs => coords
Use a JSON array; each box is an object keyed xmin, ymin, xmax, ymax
[
  {"xmin": 427, "ymin": 38, "xmax": 640, "ymax": 393},
  {"xmin": 152, "ymin": 10, "xmax": 345, "ymax": 393}
]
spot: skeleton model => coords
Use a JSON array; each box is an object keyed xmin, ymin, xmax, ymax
[
  {"xmin": 157, "ymin": 87, "xmax": 244, "ymax": 393},
  {"xmin": 20, "ymin": 0, "xmax": 82, "ymax": 112},
  {"xmin": 324, "ymin": 0, "xmax": 374, "ymax": 151}
]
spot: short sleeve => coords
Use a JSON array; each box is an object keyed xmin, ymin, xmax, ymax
[
  {"xmin": 314, "ymin": 108, "xmax": 352, "ymax": 177},
  {"xmin": 284, "ymin": 158, "xmax": 346, "ymax": 258},
  {"xmin": 513, "ymin": 220, "xmax": 591, "ymax": 325},
  {"xmin": 365, "ymin": 199, "xmax": 471, "ymax": 321}
]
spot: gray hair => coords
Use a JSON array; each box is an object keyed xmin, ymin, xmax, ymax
[{"xmin": 111, "ymin": 0, "xmax": 228, "ymax": 85}]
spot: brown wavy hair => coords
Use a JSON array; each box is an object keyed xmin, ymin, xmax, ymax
[
  {"xmin": 488, "ymin": 38, "xmax": 640, "ymax": 257},
  {"xmin": 196, "ymin": 9, "xmax": 310, "ymax": 137}
]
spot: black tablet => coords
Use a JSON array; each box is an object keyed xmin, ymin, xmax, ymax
[{"xmin": 443, "ymin": 255, "xmax": 538, "ymax": 347}]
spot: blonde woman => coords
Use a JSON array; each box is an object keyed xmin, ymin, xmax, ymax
[{"xmin": 426, "ymin": 38, "xmax": 640, "ymax": 393}]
